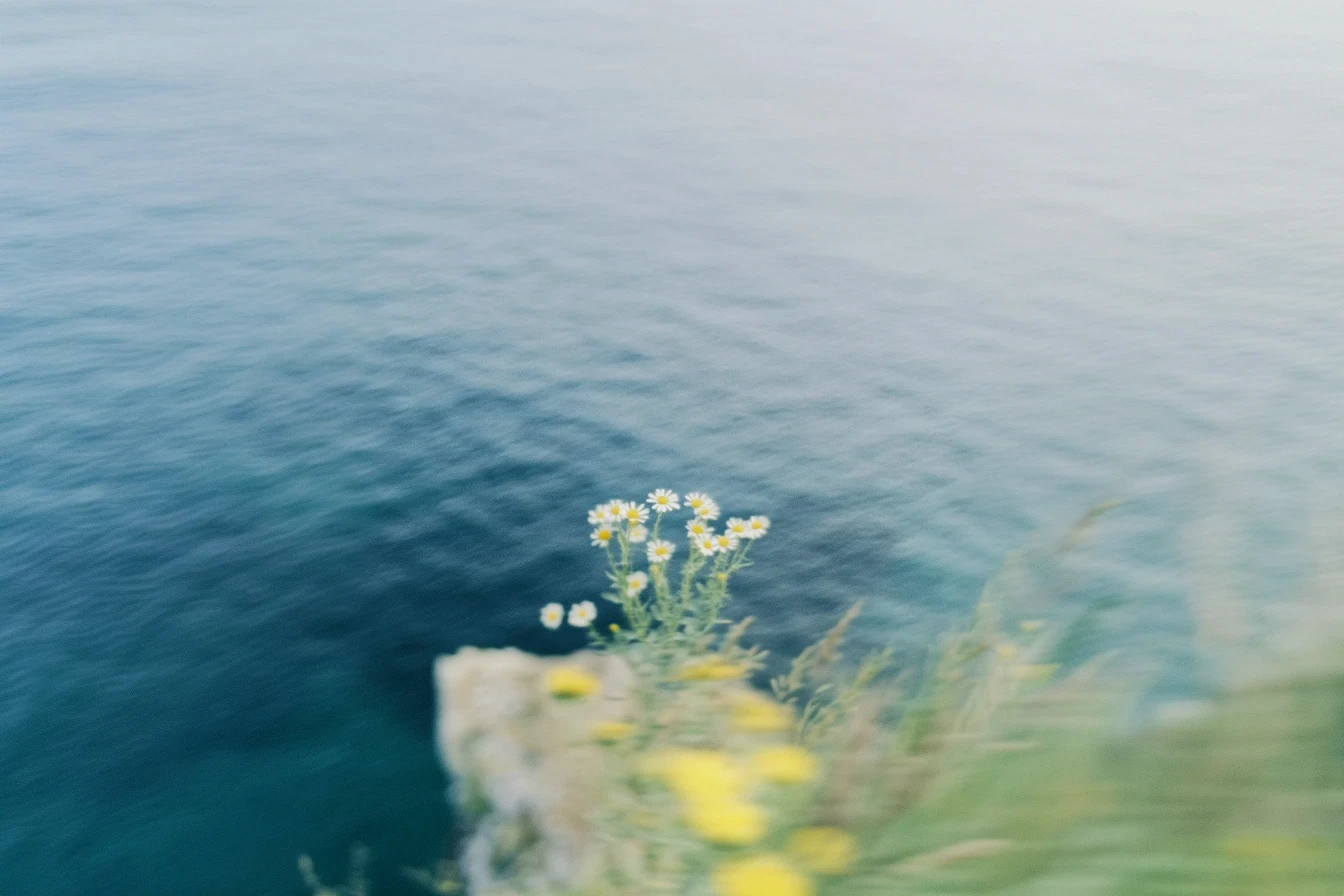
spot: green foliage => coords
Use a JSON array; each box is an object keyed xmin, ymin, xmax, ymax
[{"xmin": 303, "ymin": 492, "xmax": 1344, "ymax": 895}]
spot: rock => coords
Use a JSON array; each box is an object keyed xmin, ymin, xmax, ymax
[{"xmin": 433, "ymin": 647, "xmax": 635, "ymax": 894}]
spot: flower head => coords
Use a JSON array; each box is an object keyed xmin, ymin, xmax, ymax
[
  {"xmin": 628, "ymin": 524, "xmax": 649, "ymax": 543},
  {"xmin": 591, "ymin": 525, "xmax": 615, "ymax": 548},
  {"xmin": 686, "ymin": 518, "xmax": 712, "ymax": 539},
  {"xmin": 788, "ymin": 827, "xmax": 857, "ymax": 875},
  {"xmin": 732, "ymin": 694, "xmax": 793, "ymax": 733},
  {"xmin": 539, "ymin": 602, "xmax": 564, "ymax": 630},
  {"xmin": 684, "ymin": 797, "xmax": 767, "ymax": 846},
  {"xmin": 712, "ymin": 532, "xmax": 740, "ymax": 553},
  {"xmin": 678, "ymin": 658, "xmax": 745, "ymax": 681},
  {"xmin": 626, "ymin": 571, "xmax": 649, "ymax": 596},
  {"xmin": 590, "ymin": 720, "xmax": 636, "ymax": 744},
  {"xmin": 693, "ymin": 533, "xmax": 718, "ymax": 557},
  {"xmin": 568, "ymin": 600, "xmax": 597, "ymax": 628},
  {"xmin": 685, "ymin": 492, "xmax": 720, "ymax": 519},
  {"xmin": 751, "ymin": 746, "xmax": 818, "ymax": 784},
  {"xmin": 647, "ymin": 489, "xmax": 681, "ymax": 512},
  {"xmin": 726, "ymin": 517, "xmax": 751, "ymax": 538},
  {"xmin": 713, "ymin": 856, "xmax": 813, "ymax": 896},
  {"xmin": 620, "ymin": 502, "xmax": 650, "ymax": 526},
  {"xmin": 647, "ymin": 539, "xmax": 675, "ymax": 564},
  {"xmin": 650, "ymin": 749, "xmax": 748, "ymax": 801},
  {"xmin": 587, "ymin": 504, "xmax": 615, "ymax": 525},
  {"xmin": 545, "ymin": 665, "xmax": 600, "ymax": 698},
  {"xmin": 745, "ymin": 515, "xmax": 770, "ymax": 539}
]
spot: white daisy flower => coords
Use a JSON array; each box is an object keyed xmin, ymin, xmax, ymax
[
  {"xmin": 646, "ymin": 489, "xmax": 680, "ymax": 512},
  {"xmin": 712, "ymin": 532, "xmax": 740, "ymax": 553},
  {"xmin": 540, "ymin": 602, "xmax": 564, "ymax": 630},
  {"xmin": 591, "ymin": 525, "xmax": 615, "ymax": 548},
  {"xmin": 588, "ymin": 502, "xmax": 618, "ymax": 525},
  {"xmin": 725, "ymin": 517, "xmax": 750, "ymax": 538},
  {"xmin": 745, "ymin": 515, "xmax": 770, "ymax": 539},
  {"xmin": 693, "ymin": 533, "xmax": 718, "ymax": 557},
  {"xmin": 628, "ymin": 524, "xmax": 649, "ymax": 543},
  {"xmin": 696, "ymin": 499, "xmax": 720, "ymax": 521},
  {"xmin": 620, "ymin": 503, "xmax": 650, "ymax": 526},
  {"xmin": 685, "ymin": 492, "xmax": 712, "ymax": 515},
  {"xmin": 686, "ymin": 518, "xmax": 712, "ymax": 539},
  {"xmin": 626, "ymin": 571, "xmax": 649, "ymax": 595},
  {"xmin": 568, "ymin": 600, "xmax": 597, "ymax": 627},
  {"xmin": 647, "ymin": 540, "xmax": 675, "ymax": 564}
]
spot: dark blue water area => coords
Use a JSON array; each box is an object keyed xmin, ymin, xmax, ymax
[{"xmin": 3, "ymin": 1, "xmax": 1343, "ymax": 893}]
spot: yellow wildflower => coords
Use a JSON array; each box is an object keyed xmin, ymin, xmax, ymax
[
  {"xmin": 654, "ymin": 749, "xmax": 748, "ymax": 800},
  {"xmin": 678, "ymin": 659, "xmax": 746, "ymax": 682},
  {"xmin": 590, "ymin": 720, "xmax": 636, "ymax": 744},
  {"xmin": 788, "ymin": 827, "xmax": 857, "ymax": 874},
  {"xmin": 713, "ymin": 855, "xmax": 813, "ymax": 896},
  {"xmin": 545, "ymin": 666, "xmax": 600, "ymax": 699},
  {"xmin": 683, "ymin": 797, "xmax": 767, "ymax": 846},
  {"xmin": 732, "ymin": 694, "xmax": 793, "ymax": 733},
  {"xmin": 751, "ymin": 746, "xmax": 818, "ymax": 785}
]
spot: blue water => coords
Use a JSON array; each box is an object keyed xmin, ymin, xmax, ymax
[{"xmin": 3, "ymin": 0, "xmax": 1343, "ymax": 892}]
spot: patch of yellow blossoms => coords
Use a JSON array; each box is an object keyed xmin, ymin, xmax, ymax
[
  {"xmin": 544, "ymin": 666, "xmax": 600, "ymax": 699},
  {"xmin": 713, "ymin": 855, "xmax": 813, "ymax": 896}
]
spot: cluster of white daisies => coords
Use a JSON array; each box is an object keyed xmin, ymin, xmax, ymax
[
  {"xmin": 541, "ymin": 490, "xmax": 770, "ymax": 630},
  {"xmin": 588, "ymin": 490, "xmax": 769, "ymax": 560}
]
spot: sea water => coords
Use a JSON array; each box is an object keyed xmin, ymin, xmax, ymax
[{"xmin": 2, "ymin": 1, "xmax": 1342, "ymax": 892}]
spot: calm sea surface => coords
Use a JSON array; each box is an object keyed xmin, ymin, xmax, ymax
[{"xmin": 2, "ymin": 1, "xmax": 1342, "ymax": 892}]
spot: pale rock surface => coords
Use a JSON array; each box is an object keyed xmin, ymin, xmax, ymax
[{"xmin": 434, "ymin": 647, "xmax": 635, "ymax": 894}]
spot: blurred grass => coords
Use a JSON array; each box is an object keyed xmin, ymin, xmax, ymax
[
  {"xmin": 808, "ymin": 500, "xmax": 1344, "ymax": 896},
  {"xmin": 831, "ymin": 663, "xmax": 1344, "ymax": 896}
]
